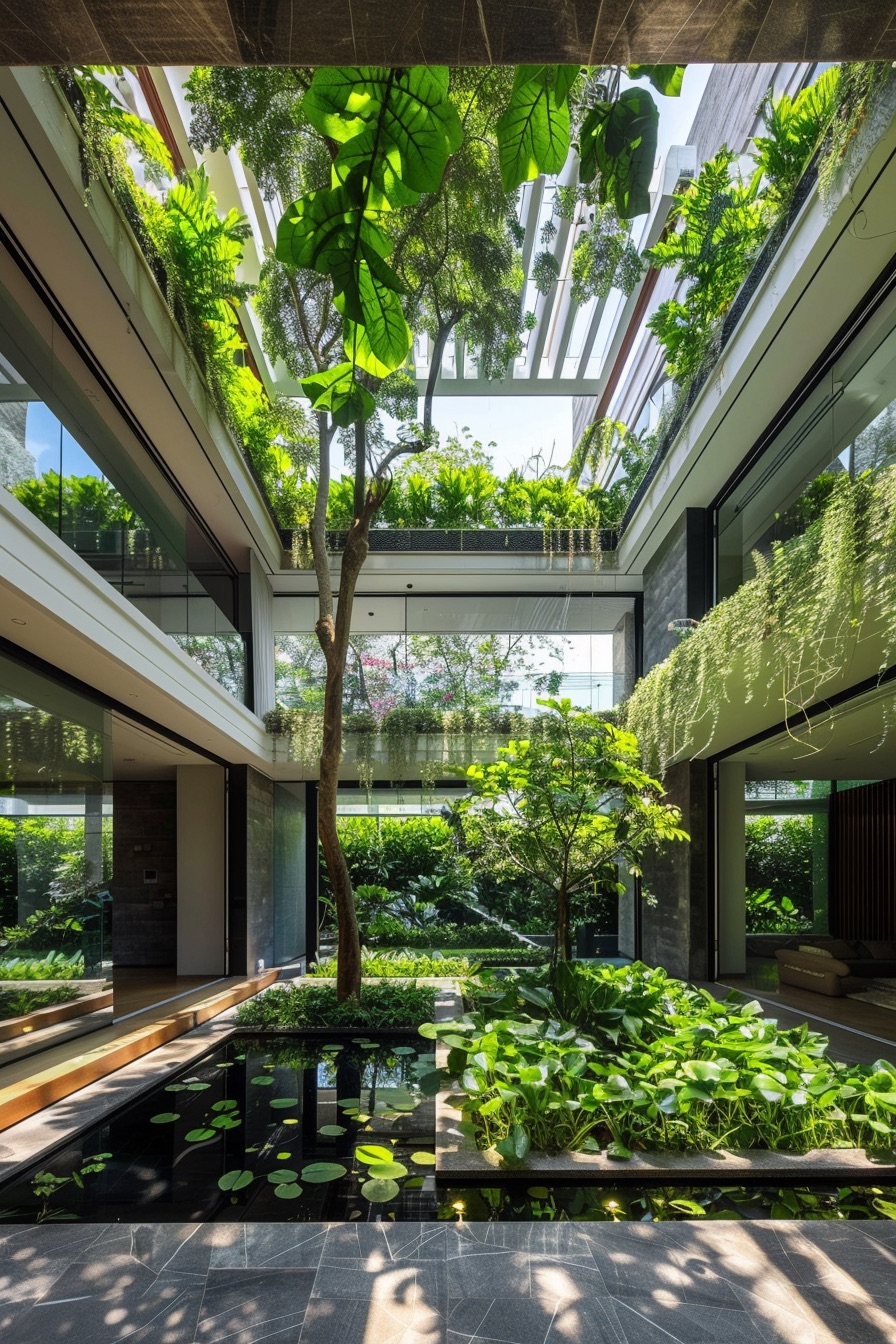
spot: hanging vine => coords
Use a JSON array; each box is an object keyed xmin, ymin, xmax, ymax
[{"xmin": 624, "ymin": 468, "xmax": 896, "ymax": 774}]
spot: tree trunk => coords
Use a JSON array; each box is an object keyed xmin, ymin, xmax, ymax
[
  {"xmin": 314, "ymin": 423, "xmax": 378, "ymax": 1002},
  {"xmin": 553, "ymin": 883, "xmax": 571, "ymax": 967}
]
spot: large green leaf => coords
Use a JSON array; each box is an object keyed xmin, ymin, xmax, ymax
[
  {"xmin": 301, "ymin": 363, "xmax": 376, "ymax": 426},
  {"xmin": 579, "ymin": 88, "xmax": 659, "ymax": 220},
  {"xmin": 275, "ymin": 183, "xmax": 392, "ymax": 323},
  {"xmin": 627, "ymin": 65, "xmax": 686, "ymax": 97},
  {"xmin": 340, "ymin": 257, "xmax": 412, "ymax": 375},
  {"xmin": 496, "ymin": 65, "xmax": 577, "ymax": 191},
  {"xmin": 306, "ymin": 66, "xmax": 462, "ymax": 196}
]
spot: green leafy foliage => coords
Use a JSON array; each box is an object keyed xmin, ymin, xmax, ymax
[
  {"xmin": 234, "ymin": 981, "xmax": 436, "ymax": 1030},
  {"xmin": 753, "ymin": 67, "xmax": 840, "ymax": 209},
  {"xmin": 627, "ymin": 65, "xmax": 686, "ymax": 98},
  {"xmin": 495, "ymin": 66, "xmax": 580, "ymax": 191},
  {"xmin": 0, "ymin": 985, "xmax": 80, "ymax": 1021},
  {"xmin": 433, "ymin": 961, "xmax": 896, "ymax": 1161},
  {"xmin": 624, "ymin": 468, "xmax": 896, "ymax": 774},
  {"xmin": 457, "ymin": 698, "xmax": 688, "ymax": 960},
  {"xmin": 277, "ymin": 66, "xmax": 461, "ymax": 408},
  {"xmin": 745, "ymin": 815, "xmax": 816, "ymax": 931},
  {"xmin": 309, "ymin": 951, "xmax": 477, "ymax": 978},
  {"xmin": 646, "ymin": 149, "xmax": 769, "ymax": 384},
  {"xmin": 0, "ymin": 952, "xmax": 85, "ymax": 981},
  {"xmin": 579, "ymin": 87, "xmax": 659, "ymax": 220}
]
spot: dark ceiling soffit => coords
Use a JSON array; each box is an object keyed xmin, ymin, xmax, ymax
[{"xmin": 4, "ymin": 1, "xmax": 896, "ymax": 65}]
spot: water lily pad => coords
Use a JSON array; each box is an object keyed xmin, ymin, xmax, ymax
[
  {"xmin": 276, "ymin": 1152, "xmax": 291, "ymax": 1160},
  {"xmin": 273, "ymin": 1182, "xmax": 303, "ymax": 1200},
  {"xmin": 393, "ymin": 1046, "xmax": 416, "ymax": 1055},
  {"xmin": 366, "ymin": 1160, "xmax": 407, "ymax": 1179},
  {"xmin": 215, "ymin": 1061, "xmax": 234, "ymax": 1068},
  {"xmin": 164, "ymin": 1083, "xmax": 188, "ymax": 1093},
  {"xmin": 185, "ymin": 1128, "xmax": 217, "ymax": 1142},
  {"xmin": 301, "ymin": 1162, "xmax": 347, "ymax": 1183},
  {"xmin": 410, "ymin": 1151, "xmax": 436, "ymax": 1166},
  {"xmin": 336, "ymin": 1098, "xmax": 361, "ymax": 1109},
  {"xmin": 211, "ymin": 1115, "xmax": 241, "ymax": 1130},
  {"xmin": 405, "ymin": 1176, "xmax": 425, "ymax": 1189},
  {"xmin": 150, "ymin": 1112, "xmax": 180, "ymax": 1124},
  {"xmin": 282, "ymin": 1118, "xmax": 299, "ymax": 1125},
  {"xmin": 267, "ymin": 1169, "xmax": 299, "ymax": 1184},
  {"xmin": 318, "ymin": 1125, "xmax": 346, "ymax": 1137},
  {"xmin": 185, "ymin": 1082, "xmax": 211, "ymax": 1091},
  {"xmin": 218, "ymin": 1170, "xmax": 254, "ymax": 1192},
  {"xmin": 361, "ymin": 1177, "xmax": 400, "ymax": 1203},
  {"xmin": 355, "ymin": 1144, "xmax": 394, "ymax": 1165},
  {"xmin": 250, "ymin": 1076, "xmax": 274, "ymax": 1086},
  {"xmin": 270, "ymin": 1098, "xmax": 299, "ymax": 1109},
  {"xmin": 212, "ymin": 1099, "xmax": 239, "ymax": 1113}
]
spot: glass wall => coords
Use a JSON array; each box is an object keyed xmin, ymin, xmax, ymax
[
  {"xmin": 0, "ymin": 652, "xmax": 114, "ymax": 1064},
  {"xmin": 273, "ymin": 782, "xmax": 306, "ymax": 966},
  {"xmin": 744, "ymin": 779, "xmax": 831, "ymax": 938},
  {"xmin": 716, "ymin": 286, "xmax": 896, "ymax": 599},
  {"xmin": 274, "ymin": 594, "xmax": 634, "ymax": 721},
  {"xmin": 0, "ymin": 345, "xmax": 246, "ymax": 703}
]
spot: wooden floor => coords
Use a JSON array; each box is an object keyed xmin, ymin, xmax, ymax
[
  {"xmin": 717, "ymin": 963, "xmax": 896, "ymax": 1066},
  {"xmin": 112, "ymin": 967, "xmax": 222, "ymax": 1020}
]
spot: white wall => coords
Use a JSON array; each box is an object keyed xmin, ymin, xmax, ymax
[{"xmin": 176, "ymin": 764, "xmax": 227, "ymax": 975}]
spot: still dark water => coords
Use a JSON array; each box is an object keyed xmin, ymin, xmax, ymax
[{"xmin": 1, "ymin": 1032, "xmax": 894, "ymax": 1224}]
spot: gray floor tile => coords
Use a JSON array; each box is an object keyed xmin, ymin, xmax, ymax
[
  {"xmin": 6, "ymin": 1265, "xmax": 206, "ymax": 1344},
  {"xmin": 301, "ymin": 1294, "xmax": 445, "ymax": 1343},
  {"xmin": 612, "ymin": 1300, "xmax": 771, "ymax": 1343},
  {"xmin": 447, "ymin": 1250, "xmax": 530, "ymax": 1299},
  {"xmin": 196, "ymin": 1267, "xmax": 315, "ymax": 1343},
  {"xmin": 244, "ymin": 1226, "xmax": 327, "ymax": 1269},
  {"xmin": 360, "ymin": 1224, "xmax": 448, "ymax": 1263}
]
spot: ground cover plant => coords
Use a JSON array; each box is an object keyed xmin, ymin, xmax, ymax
[
  {"xmin": 425, "ymin": 961, "xmax": 896, "ymax": 1164},
  {"xmin": 0, "ymin": 953, "xmax": 85, "ymax": 981},
  {"xmin": 439, "ymin": 1182, "xmax": 896, "ymax": 1222},
  {"xmin": 234, "ymin": 981, "xmax": 435, "ymax": 1031},
  {"xmin": 0, "ymin": 985, "xmax": 80, "ymax": 1022},
  {"xmin": 309, "ymin": 951, "xmax": 475, "ymax": 978}
]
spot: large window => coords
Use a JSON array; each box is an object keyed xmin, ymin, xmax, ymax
[
  {"xmin": 716, "ymin": 285, "xmax": 896, "ymax": 599},
  {"xmin": 274, "ymin": 594, "xmax": 634, "ymax": 721},
  {"xmin": 0, "ymin": 346, "xmax": 246, "ymax": 703}
]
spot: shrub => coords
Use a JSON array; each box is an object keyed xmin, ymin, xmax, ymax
[
  {"xmin": 234, "ymin": 981, "xmax": 435, "ymax": 1030},
  {"xmin": 0, "ymin": 985, "xmax": 80, "ymax": 1022},
  {"xmin": 373, "ymin": 922, "xmax": 525, "ymax": 949},
  {"xmin": 309, "ymin": 951, "xmax": 475, "ymax": 978},
  {"xmin": 0, "ymin": 952, "xmax": 85, "ymax": 980}
]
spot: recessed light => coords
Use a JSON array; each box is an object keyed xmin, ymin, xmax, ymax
[
  {"xmin": 10, "ymin": 618, "xmax": 26, "ymax": 626},
  {"xmin": 406, "ymin": 584, "xmax": 413, "ymax": 589}
]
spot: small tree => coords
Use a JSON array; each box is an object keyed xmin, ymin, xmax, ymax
[{"xmin": 458, "ymin": 698, "xmax": 688, "ymax": 963}]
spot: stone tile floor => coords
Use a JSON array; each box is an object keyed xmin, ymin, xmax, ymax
[{"xmin": 1, "ymin": 1219, "xmax": 896, "ymax": 1342}]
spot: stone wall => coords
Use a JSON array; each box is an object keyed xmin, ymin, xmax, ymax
[
  {"xmin": 640, "ymin": 760, "xmax": 711, "ymax": 982},
  {"xmin": 642, "ymin": 509, "xmax": 708, "ymax": 673},
  {"xmin": 228, "ymin": 766, "xmax": 275, "ymax": 975},
  {"xmin": 112, "ymin": 780, "xmax": 177, "ymax": 965}
]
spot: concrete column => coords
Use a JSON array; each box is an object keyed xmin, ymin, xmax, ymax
[
  {"xmin": 176, "ymin": 764, "xmax": 226, "ymax": 975},
  {"xmin": 612, "ymin": 610, "xmax": 636, "ymax": 704},
  {"xmin": 717, "ymin": 761, "xmax": 746, "ymax": 976}
]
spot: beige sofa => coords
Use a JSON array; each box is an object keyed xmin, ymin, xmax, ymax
[{"xmin": 775, "ymin": 942, "xmax": 871, "ymax": 997}]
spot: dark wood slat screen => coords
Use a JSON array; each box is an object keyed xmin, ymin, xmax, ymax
[{"xmin": 831, "ymin": 779, "xmax": 896, "ymax": 940}]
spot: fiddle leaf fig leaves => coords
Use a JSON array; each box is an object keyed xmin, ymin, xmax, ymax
[
  {"xmin": 496, "ymin": 65, "xmax": 580, "ymax": 191},
  {"xmin": 627, "ymin": 64, "xmax": 686, "ymax": 98},
  {"xmin": 579, "ymin": 86, "xmax": 659, "ymax": 219},
  {"xmin": 277, "ymin": 64, "xmax": 462, "ymax": 421}
]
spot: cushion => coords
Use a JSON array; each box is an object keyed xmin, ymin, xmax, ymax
[
  {"xmin": 799, "ymin": 944, "xmax": 832, "ymax": 957},
  {"xmin": 861, "ymin": 941, "xmax": 896, "ymax": 961},
  {"xmin": 817, "ymin": 939, "xmax": 859, "ymax": 959}
]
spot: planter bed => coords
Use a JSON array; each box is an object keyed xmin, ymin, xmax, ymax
[{"xmin": 0, "ymin": 985, "xmax": 111, "ymax": 1043}]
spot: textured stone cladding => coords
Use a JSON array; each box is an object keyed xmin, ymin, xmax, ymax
[
  {"xmin": 640, "ymin": 760, "xmax": 710, "ymax": 982},
  {"xmin": 112, "ymin": 780, "xmax": 177, "ymax": 966}
]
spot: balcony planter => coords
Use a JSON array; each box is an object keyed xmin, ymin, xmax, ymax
[{"xmin": 280, "ymin": 526, "xmax": 618, "ymax": 557}]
